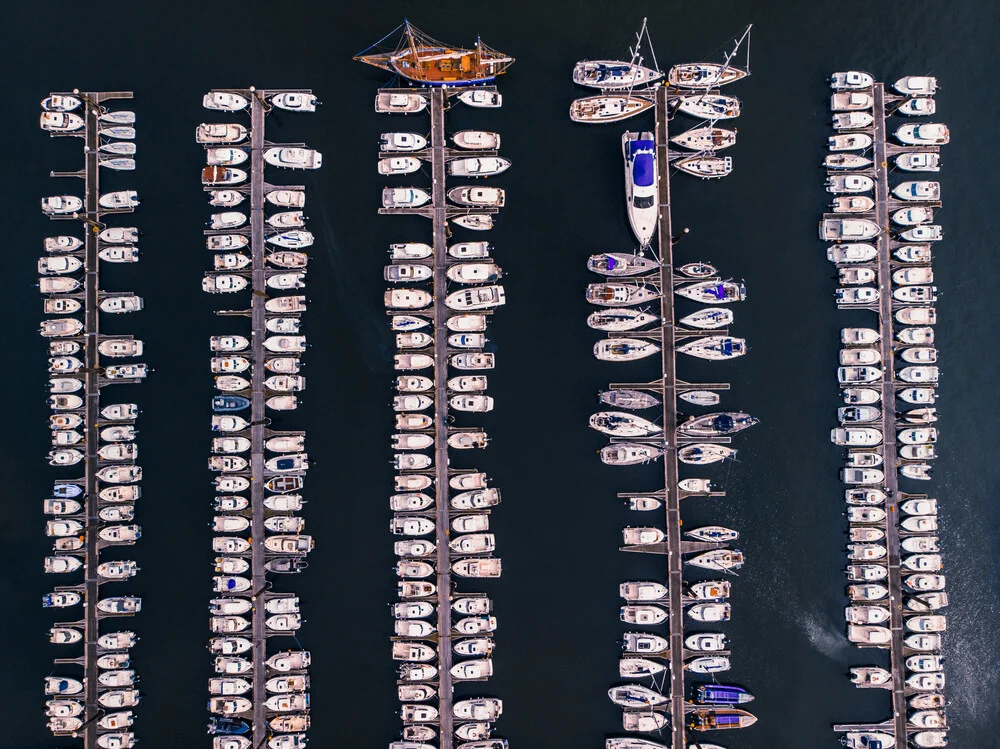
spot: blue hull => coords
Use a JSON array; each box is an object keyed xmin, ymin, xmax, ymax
[{"xmin": 213, "ymin": 395, "xmax": 250, "ymax": 412}]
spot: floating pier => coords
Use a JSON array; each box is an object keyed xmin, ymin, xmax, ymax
[
  {"xmin": 825, "ymin": 75, "xmax": 948, "ymax": 748},
  {"xmin": 576, "ymin": 55, "xmax": 754, "ymax": 742},
  {"xmin": 40, "ymin": 89, "xmax": 143, "ymax": 748},
  {"xmin": 373, "ymin": 83, "xmax": 508, "ymax": 749},
  {"xmin": 200, "ymin": 87, "xmax": 319, "ymax": 746}
]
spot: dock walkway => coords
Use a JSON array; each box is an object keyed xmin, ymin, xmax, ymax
[
  {"xmin": 43, "ymin": 89, "xmax": 137, "ymax": 749},
  {"xmin": 375, "ymin": 85, "xmax": 506, "ymax": 749},
  {"xmin": 829, "ymin": 81, "xmax": 947, "ymax": 748},
  {"xmin": 201, "ymin": 87, "xmax": 319, "ymax": 748}
]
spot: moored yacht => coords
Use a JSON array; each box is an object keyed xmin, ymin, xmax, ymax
[{"xmin": 622, "ymin": 132, "xmax": 657, "ymax": 246}]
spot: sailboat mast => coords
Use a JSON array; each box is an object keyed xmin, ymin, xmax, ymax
[
  {"xmin": 405, "ymin": 20, "xmax": 420, "ymax": 64},
  {"xmin": 642, "ymin": 18, "xmax": 660, "ymax": 75}
]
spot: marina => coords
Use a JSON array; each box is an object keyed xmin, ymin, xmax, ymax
[
  {"xmin": 824, "ymin": 73, "xmax": 949, "ymax": 749},
  {"xmin": 574, "ymin": 24, "xmax": 756, "ymax": 749},
  {"xmin": 200, "ymin": 87, "xmax": 320, "ymax": 748},
  {"xmin": 359, "ymin": 22, "xmax": 511, "ymax": 749},
  {"xmin": 39, "ymin": 90, "xmax": 145, "ymax": 749}
]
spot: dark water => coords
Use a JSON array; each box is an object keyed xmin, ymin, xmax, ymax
[{"xmin": 3, "ymin": 1, "xmax": 999, "ymax": 747}]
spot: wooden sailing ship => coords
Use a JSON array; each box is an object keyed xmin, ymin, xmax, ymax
[{"xmin": 355, "ymin": 21, "xmax": 514, "ymax": 86}]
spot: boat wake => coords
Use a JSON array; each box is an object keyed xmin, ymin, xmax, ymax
[{"xmin": 801, "ymin": 609, "xmax": 850, "ymax": 660}]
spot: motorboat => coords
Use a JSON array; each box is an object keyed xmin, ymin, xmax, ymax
[
  {"xmin": 263, "ymin": 147, "xmax": 322, "ymax": 169},
  {"xmin": 622, "ymin": 712, "xmax": 668, "ymax": 733},
  {"xmin": 458, "ymin": 89, "xmax": 502, "ymax": 108},
  {"xmin": 379, "ymin": 156, "xmax": 421, "ymax": 175},
  {"xmin": 45, "ymin": 235, "xmax": 84, "ymax": 253},
  {"xmin": 895, "ymin": 76, "xmax": 937, "ymax": 96},
  {"xmin": 678, "ymin": 412, "xmax": 757, "ymax": 437},
  {"xmin": 588, "ymin": 309, "xmax": 659, "ymax": 331},
  {"xmin": 99, "ymin": 246, "xmax": 140, "ymax": 263},
  {"xmin": 678, "ymin": 444, "xmax": 736, "ymax": 465},
  {"xmin": 623, "ymin": 631, "xmax": 669, "ymax": 654},
  {"xmin": 100, "ymin": 295, "xmax": 144, "ymax": 313},
  {"xmin": 827, "ymin": 175, "xmax": 874, "ymax": 193},
  {"xmin": 826, "ymin": 153, "xmax": 872, "ymax": 170},
  {"xmin": 896, "ymin": 152, "xmax": 940, "ymax": 172},
  {"xmin": 41, "ymin": 195, "xmax": 83, "ymax": 215},
  {"xmin": 448, "ymin": 157, "xmax": 512, "ymax": 177},
  {"xmin": 893, "ymin": 206, "xmax": 934, "ymax": 226},
  {"xmin": 601, "ymin": 443, "xmax": 664, "ymax": 466},
  {"xmin": 380, "ymin": 132, "xmax": 426, "ymax": 151},
  {"xmin": 446, "ymin": 285, "xmax": 505, "ymax": 310},
  {"xmin": 850, "ymin": 666, "xmax": 891, "ymax": 687},
  {"xmin": 449, "ymin": 333, "xmax": 488, "ymax": 349},
  {"xmin": 697, "ymin": 684, "xmax": 754, "ymax": 705},
  {"xmin": 448, "ymin": 241, "xmax": 491, "ymax": 259},
  {"xmin": 599, "ymin": 389, "xmax": 661, "ymax": 410},
  {"xmin": 671, "ymin": 126, "xmax": 737, "ymax": 151},
  {"xmin": 447, "ymin": 262, "xmax": 502, "ymax": 283},
  {"xmin": 677, "ymin": 94, "xmax": 741, "ymax": 119},
  {"xmin": 620, "ymin": 605, "xmax": 668, "ymax": 624},
  {"xmin": 39, "ymin": 256, "xmax": 82, "ymax": 275},
  {"xmin": 893, "ymin": 180, "xmax": 940, "ymax": 201},
  {"xmin": 42, "ymin": 95, "xmax": 82, "ymax": 111},
  {"xmin": 685, "ymin": 633, "xmax": 726, "ymax": 652},
  {"xmin": 688, "ymin": 580, "xmax": 731, "ymax": 600},
  {"xmin": 848, "ymin": 544, "xmax": 887, "ymax": 561},
  {"xmin": 448, "ymin": 186, "xmax": 505, "ymax": 207},
  {"xmin": 894, "ymin": 267, "xmax": 934, "ymax": 286},
  {"xmin": 846, "ymin": 452, "xmax": 883, "ymax": 468},
  {"xmin": 100, "ymin": 190, "xmax": 140, "ymax": 209},
  {"xmin": 676, "ymin": 280, "xmax": 746, "ymax": 303},
  {"xmin": 628, "ymin": 497, "xmax": 662, "ymax": 511},
  {"xmin": 830, "ymin": 91, "xmax": 873, "ymax": 111},
  {"xmin": 828, "ymin": 243, "xmax": 877, "ymax": 263},
  {"xmin": 832, "ymin": 111, "xmax": 874, "ymax": 130},
  {"xmin": 830, "ymin": 71, "xmax": 873, "ymax": 89},
  {"xmin": 383, "ymin": 187, "xmax": 431, "ymax": 208},
  {"xmin": 196, "ymin": 123, "xmax": 248, "ymax": 144},
  {"xmin": 829, "ymin": 133, "xmax": 873, "ymax": 151},
  {"xmin": 375, "ymin": 91, "xmax": 427, "ymax": 113},
  {"xmin": 620, "ymin": 581, "xmax": 667, "ymax": 602},
  {"xmin": 677, "ymin": 336, "xmax": 746, "ymax": 360},
  {"xmin": 897, "ymin": 123, "xmax": 949, "ymax": 146},
  {"xmin": 837, "ymin": 405, "xmax": 880, "ymax": 423},
  {"xmin": 622, "ymin": 132, "xmax": 657, "ymax": 246},
  {"xmin": 833, "ymin": 196, "xmax": 875, "ymax": 213},
  {"xmin": 819, "ymin": 218, "xmax": 880, "ymax": 240},
  {"xmin": 40, "ymin": 319, "xmax": 83, "ymax": 337}
]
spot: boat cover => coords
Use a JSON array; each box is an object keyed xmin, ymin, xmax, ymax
[{"xmin": 629, "ymin": 141, "xmax": 655, "ymax": 186}]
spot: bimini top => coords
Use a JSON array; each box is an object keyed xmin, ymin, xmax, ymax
[
  {"xmin": 355, "ymin": 20, "xmax": 514, "ymax": 86},
  {"xmin": 629, "ymin": 140, "xmax": 655, "ymax": 187}
]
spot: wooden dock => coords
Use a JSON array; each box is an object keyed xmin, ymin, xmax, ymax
[
  {"xmin": 429, "ymin": 87, "xmax": 456, "ymax": 747},
  {"xmin": 375, "ymin": 85, "xmax": 505, "ymax": 749},
  {"xmin": 42, "ymin": 90, "xmax": 138, "ymax": 749},
  {"xmin": 201, "ymin": 87, "xmax": 318, "ymax": 747},
  {"xmin": 828, "ymin": 81, "xmax": 947, "ymax": 747}
]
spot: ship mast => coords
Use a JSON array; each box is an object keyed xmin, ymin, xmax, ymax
[{"xmin": 404, "ymin": 19, "xmax": 420, "ymax": 65}]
